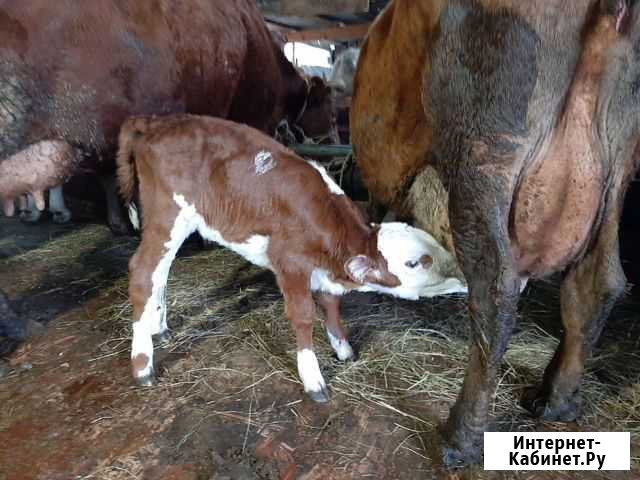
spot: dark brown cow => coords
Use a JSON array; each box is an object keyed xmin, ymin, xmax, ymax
[
  {"xmin": 0, "ymin": 0, "xmax": 331, "ymax": 230},
  {"xmin": 116, "ymin": 114, "xmax": 466, "ymax": 402},
  {"xmin": 351, "ymin": 0, "xmax": 640, "ymax": 465}
]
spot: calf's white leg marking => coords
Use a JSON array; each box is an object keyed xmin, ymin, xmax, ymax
[
  {"xmin": 297, "ymin": 349, "xmax": 327, "ymax": 394},
  {"xmin": 49, "ymin": 185, "xmax": 71, "ymax": 223},
  {"xmin": 326, "ymin": 329, "xmax": 354, "ymax": 361},
  {"xmin": 131, "ymin": 196, "xmax": 197, "ymax": 381}
]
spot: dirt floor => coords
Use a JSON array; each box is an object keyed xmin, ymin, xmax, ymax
[{"xmin": 1, "ymin": 200, "xmax": 640, "ymax": 480}]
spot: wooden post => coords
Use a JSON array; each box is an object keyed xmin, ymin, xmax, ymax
[
  {"xmin": 258, "ymin": 0, "xmax": 369, "ymax": 16},
  {"xmin": 282, "ymin": 23, "xmax": 371, "ymax": 42}
]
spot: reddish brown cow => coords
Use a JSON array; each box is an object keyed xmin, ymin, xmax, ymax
[
  {"xmin": 352, "ymin": 0, "xmax": 640, "ymax": 465},
  {"xmin": 0, "ymin": 0, "xmax": 331, "ymax": 231},
  {"xmin": 116, "ymin": 114, "xmax": 466, "ymax": 402}
]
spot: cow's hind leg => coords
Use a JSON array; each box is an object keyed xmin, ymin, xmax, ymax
[
  {"xmin": 100, "ymin": 174, "xmax": 130, "ymax": 235},
  {"xmin": 49, "ymin": 185, "xmax": 72, "ymax": 224},
  {"xmin": 441, "ymin": 167, "xmax": 521, "ymax": 467},
  {"xmin": 19, "ymin": 193, "xmax": 42, "ymax": 223},
  {"xmin": 522, "ymin": 187, "xmax": 627, "ymax": 421},
  {"xmin": 316, "ymin": 293, "xmax": 354, "ymax": 361},
  {"xmin": 129, "ymin": 209, "xmax": 192, "ymax": 386}
]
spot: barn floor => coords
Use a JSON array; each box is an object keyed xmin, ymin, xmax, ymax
[{"xmin": 1, "ymin": 202, "xmax": 640, "ymax": 480}]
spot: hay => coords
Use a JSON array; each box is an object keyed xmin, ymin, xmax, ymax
[
  {"xmin": 96, "ymin": 241, "xmax": 640, "ymax": 452},
  {"xmin": 4, "ymin": 221, "xmax": 639, "ymax": 471}
]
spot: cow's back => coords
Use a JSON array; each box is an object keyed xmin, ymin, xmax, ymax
[{"xmin": 0, "ymin": 0, "xmax": 300, "ymax": 165}]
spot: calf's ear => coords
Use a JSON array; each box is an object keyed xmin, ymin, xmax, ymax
[{"xmin": 345, "ymin": 255, "xmax": 401, "ymax": 288}]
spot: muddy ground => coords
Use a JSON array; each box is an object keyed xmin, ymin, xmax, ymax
[{"xmin": 1, "ymin": 196, "xmax": 640, "ymax": 480}]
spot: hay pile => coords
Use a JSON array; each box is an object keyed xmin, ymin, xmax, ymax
[
  {"xmin": 3, "ymin": 220, "xmax": 638, "ymax": 469},
  {"xmin": 95, "ymin": 238, "xmax": 640, "ymax": 464}
]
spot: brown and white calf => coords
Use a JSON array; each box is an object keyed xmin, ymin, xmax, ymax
[{"xmin": 116, "ymin": 114, "xmax": 466, "ymax": 402}]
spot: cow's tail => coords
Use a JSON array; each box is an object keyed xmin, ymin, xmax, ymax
[{"xmin": 116, "ymin": 116, "xmax": 153, "ymax": 231}]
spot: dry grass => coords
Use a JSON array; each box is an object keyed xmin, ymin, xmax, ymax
[
  {"xmin": 93, "ymin": 237, "xmax": 640, "ymax": 460},
  {"xmin": 3, "ymin": 220, "xmax": 640, "ymax": 474}
]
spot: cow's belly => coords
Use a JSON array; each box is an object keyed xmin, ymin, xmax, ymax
[{"xmin": 510, "ymin": 130, "xmax": 603, "ymax": 278}]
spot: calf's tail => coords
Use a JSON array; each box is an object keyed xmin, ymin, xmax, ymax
[
  {"xmin": 116, "ymin": 116, "xmax": 154, "ymax": 206},
  {"xmin": 116, "ymin": 116, "xmax": 154, "ymax": 231}
]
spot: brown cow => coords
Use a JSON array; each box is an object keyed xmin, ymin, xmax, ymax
[
  {"xmin": 0, "ymin": 0, "xmax": 332, "ymax": 231},
  {"xmin": 116, "ymin": 114, "xmax": 466, "ymax": 402},
  {"xmin": 351, "ymin": 0, "xmax": 640, "ymax": 465}
]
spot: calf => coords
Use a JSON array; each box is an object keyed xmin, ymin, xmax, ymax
[{"xmin": 117, "ymin": 114, "xmax": 466, "ymax": 402}]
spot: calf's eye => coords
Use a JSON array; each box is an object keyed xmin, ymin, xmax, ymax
[{"xmin": 405, "ymin": 260, "xmax": 419, "ymax": 268}]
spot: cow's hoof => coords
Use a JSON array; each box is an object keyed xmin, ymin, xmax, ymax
[
  {"xmin": 108, "ymin": 215, "xmax": 132, "ymax": 236},
  {"xmin": 23, "ymin": 319, "xmax": 45, "ymax": 338},
  {"xmin": 135, "ymin": 371, "xmax": 157, "ymax": 387},
  {"xmin": 521, "ymin": 387, "xmax": 581, "ymax": 422},
  {"xmin": 307, "ymin": 385, "xmax": 330, "ymax": 404},
  {"xmin": 19, "ymin": 209, "xmax": 42, "ymax": 223},
  {"xmin": 153, "ymin": 330, "xmax": 172, "ymax": 345},
  {"xmin": 52, "ymin": 209, "xmax": 72, "ymax": 224},
  {"xmin": 441, "ymin": 444, "xmax": 483, "ymax": 468}
]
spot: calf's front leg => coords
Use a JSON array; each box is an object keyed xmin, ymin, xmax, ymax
[{"xmin": 277, "ymin": 270, "xmax": 330, "ymax": 403}]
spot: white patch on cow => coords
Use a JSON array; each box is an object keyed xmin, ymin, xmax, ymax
[
  {"xmin": 254, "ymin": 150, "xmax": 276, "ymax": 175},
  {"xmin": 173, "ymin": 193, "xmax": 271, "ymax": 269},
  {"xmin": 297, "ymin": 349, "xmax": 326, "ymax": 393},
  {"xmin": 128, "ymin": 203, "xmax": 140, "ymax": 231},
  {"xmin": 307, "ymin": 160, "xmax": 344, "ymax": 195},
  {"xmin": 326, "ymin": 329, "xmax": 354, "ymax": 361},
  {"xmin": 367, "ymin": 222, "xmax": 468, "ymax": 300},
  {"xmin": 310, "ymin": 268, "xmax": 349, "ymax": 295},
  {"xmin": 131, "ymin": 201, "xmax": 196, "ymax": 380}
]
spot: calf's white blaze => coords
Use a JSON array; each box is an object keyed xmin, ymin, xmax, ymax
[
  {"xmin": 297, "ymin": 348, "xmax": 327, "ymax": 393},
  {"xmin": 326, "ymin": 329, "xmax": 354, "ymax": 361}
]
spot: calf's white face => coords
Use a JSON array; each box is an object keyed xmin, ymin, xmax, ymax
[{"xmin": 368, "ymin": 222, "xmax": 467, "ymax": 300}]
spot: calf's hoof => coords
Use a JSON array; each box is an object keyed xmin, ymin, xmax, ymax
[
  {"xmin": 19, "ymin": 209, "xmax": 42, "ymax": 223},
  {"xmin": 52, "ymin": 209, "xmax": 72, "ymax": 224},
  {"xmin": 108, "ymin": 215, "xmax": 132, "ymax": 236},
  {"xmin": 134, "ymin": 370, "xmax": 157, "ymax": 387},
  {"xmin": 153, "ymin": 330, "xmax": 172, "ymax": 345},
  {"xmin": 306, "ymin": 385, "xmax": 330, "ymax": 404},
  {"xmin": 521, "ymin": 387, "xmax": 581, "ymax": 422}
]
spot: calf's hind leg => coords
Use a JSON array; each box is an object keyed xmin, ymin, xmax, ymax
[
  {"xmin": 522, "ymin": 187, "xmax": 627, "ymax": 421},
  {"xmin": 129, "ymin": 208, "xmax": 193, "ymax": 386}
]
